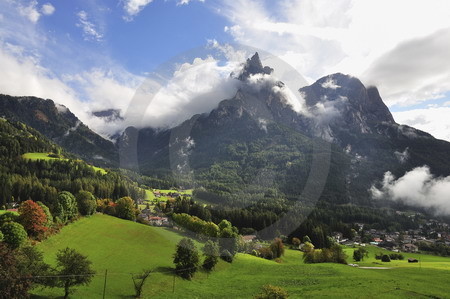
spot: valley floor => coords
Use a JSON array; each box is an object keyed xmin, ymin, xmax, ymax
[{"xmin": 31, "ymin": 215, "xmax": 450, "ymax": 298}]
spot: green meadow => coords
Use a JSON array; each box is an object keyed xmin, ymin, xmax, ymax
[
  {"xmin": 144, "ymin": 189, "xmax": 193, "ymax": 203},
  {"xmin": 31, "ymin": 215, "xmax": 450, "ymax": 298},
  {"xmin": 22, "ymin": 152, "xmax": 107, "ymax": 175}
]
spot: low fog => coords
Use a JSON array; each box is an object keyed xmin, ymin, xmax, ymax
[{"xmin": 371, "ymin": 166, "xmax": 450, "ymax": 215}]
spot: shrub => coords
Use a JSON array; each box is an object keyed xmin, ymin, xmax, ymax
[
  {"xmin": 220, "ymin": 249, "xmax": 234, "ymax": 263},
  {"xmin": 303, "ymin": 245, "xmax": 347, "ymax": 264},
  {"xmin": 270, "ymin": 238, "xmax": 285, "ymax": 258},
  {"xmin": 381, "ymin": 254, "xmax": 391, "ymax": 262},
  {"xmin": 292, "ymin": 237, "xmax": 301, "ymax": 249},
  {"xmin": 255, "ymin": 285, "xmax": 289, "ymax": 299},
  {"xmin": 258, "ymin": 246, "xmax": 274, "ymax": 260},
  {"xmin": 389, "ymin": 253, "xmax": 404, "ymax": 260}
]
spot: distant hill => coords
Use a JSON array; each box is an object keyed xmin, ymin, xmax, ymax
[{"xmin": 0, "ymin": 94, "xmax": 118, "ymax": 167}]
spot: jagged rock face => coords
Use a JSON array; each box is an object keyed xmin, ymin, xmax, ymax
[
  {"xmin": 238, "ymin": 52, "xmax": 274, "ymax": 81},
  {"xmin": 300, "ymin": 73, "xmax": 396, "ymax": 140}
]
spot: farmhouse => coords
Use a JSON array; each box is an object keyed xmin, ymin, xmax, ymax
[
  {"xmin": 242, "ymin": 235, "xmax": 257, "ymax": 243},
  {"xmin": 402, "ymin": 243, "xmax": 418, "ymax": 253}
]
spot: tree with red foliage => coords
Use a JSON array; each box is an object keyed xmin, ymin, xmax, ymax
[{"xmin": 18, "ymin": 200, "xmax": 49, "ymax": 239}]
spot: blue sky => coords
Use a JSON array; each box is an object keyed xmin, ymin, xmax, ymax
[{"xmin": 1, "ymin": 0, "xmax": 450, "ymax": 140}]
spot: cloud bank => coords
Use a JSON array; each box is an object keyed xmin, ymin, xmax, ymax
[{"xmin": 371, "ymin": 166, "xmax": 450, "ymax": 215}]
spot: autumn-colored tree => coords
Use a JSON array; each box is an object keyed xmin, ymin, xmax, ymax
[
  {"xmin": 270, "ymin": 238, "xmax": 285, "ymax": 258},
  {"xmin": 19, "ymin": 200, "xmax": 49, "ymax": 238}
]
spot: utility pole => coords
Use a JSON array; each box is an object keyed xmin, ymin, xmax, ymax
[
  {"xmin": 103, "ymin": 269, "xmax": 108, "ymax": 299},
  {"xmin": 172, "ymin": 273, "xmax": 176, "ymax": 293}
]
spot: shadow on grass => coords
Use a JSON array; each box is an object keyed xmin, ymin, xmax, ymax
[{"xmin": 153, "ymin": 266, "xmax": 175, "ymax": 277}]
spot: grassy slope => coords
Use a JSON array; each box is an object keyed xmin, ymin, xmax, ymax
[
  {"xmin": 160, "ymin": 248, "xmax": 450, "ymax": 299},
  {"xmin": 22, "ymin": 152, "xmax": 107, "ymax": 175},
  {"xmin": 32, "ymin": 215, "xmax": 450, "ymax": 298},
  {"xmin": 32, "ymin": 214, "xmax": 188, "ymax": 298}
]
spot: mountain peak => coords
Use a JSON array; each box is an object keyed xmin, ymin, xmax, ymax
[{"xmin": 238, "ymin": 52, "xmax": 274, "ymax": 80}]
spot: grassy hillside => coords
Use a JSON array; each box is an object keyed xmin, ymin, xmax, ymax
[
  {"xmin": 32, "ymin": 214, "xmax": 187, "ymax": 298},
  {"xmin": 22, "ymin": 152, "xmax": 107, "ymax": 174},
  {"xmin": 31, "ymin": 215, "xmax": 450, "ymax": 298}
]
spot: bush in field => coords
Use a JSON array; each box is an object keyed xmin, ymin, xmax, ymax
[
  {"xmin": 389, "ymin": 253, "xmax": 404, "ymax": 260},
  {"xmin": 220, "ymin": 249, "xmax": 234, "ymax": 263},
  {"xmin": 303, "ymin": 244, "xmax": 347, "ymax": 264},
  {"xmin": 353, "ymin": 247, "xmax": 369, "ymax": 262},
  {"xmin": 381, "ymin": 254, "xmax": 391, "ymax": 262},
  {"xmin": 259, "ymin": 246, "xmax": 274, "ymax": 260},
  {"xmin": 292, "ymin": 237, "xmax": 301, "ymax": 249},
  {"xmin": 270, "ymin": 238, "xmax": 285, "ymax": 258},
  {"xmin": 255, "ymin": 285, "xmax": 289, "ymax": 299}
]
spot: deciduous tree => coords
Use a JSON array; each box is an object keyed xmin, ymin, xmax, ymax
[
  {"xmin": 202, "ymin": 240, "xmax": 219, "ymax": 271},
  {"xmin": 1, "ymin": 222, "xmax": 27, "ymax": 248},
  {"xmin": 116, "ymin": 196, "xmax": 136, "ymax": 221},
  {"xmin": 18, "ymin": 200, "xmax": 48, "ymax": 238},
  {"xmin": 173, "ymin": 238, "xmax": 199, "ymax": 279},
  {"xmin": 55, "ymin": 247, "xmax": 95, "ymax": 299},
  {"xmin": 75, "ymin": 191, "xmax": 97, "ymax": 216}
]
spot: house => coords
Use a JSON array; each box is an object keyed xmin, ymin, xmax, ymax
[
  {"xmin": 149, "ymin": 216, "xmax": 169, "ymax": 227},
  {"xmin": 242, "ymin": 235, "xmax": 257, "ymax": 243},
  {"xmin": 402, "ymin": 243, "xmax": 418, "ymax": 253},
  {"xmin": 371, "ymin": 237, "xmax": 382, "ymax": 245},
  {"xmin": 332, "ymin": 232, "xmax": 343, "ymax": 242}
]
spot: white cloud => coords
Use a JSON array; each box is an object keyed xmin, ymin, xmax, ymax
[
  {"xmin": 393, "ymin": 107, "xmax": 450, "ymax": 142},
  {"xmin": 216, "ymin": 0, "xmax": 450, "ymax": 107},
  {"xmin": 127, "ymin": 56, "xmax": 241, "ymax": 129},
  {"xmin": 76, "ymin": 10, "xmax": 103, "ymax": 42},
  {"xmin": 18, "ymin": 0, "xmax": 40, "ymax": 23},
  {"xmin": 362, "ymin": 28, "xmax": 450, "ymax": 107},
  {"xmin": 0, "ymin": 40, "xmax": 147, "ymax": 138},
  {"xmin": 371, "ymin": 166, "xmax": 450, "ymax": 215},
  {"xmin": 177, "ymin": 0, "xmax": 205, "ymax": 6},
  {"xmin": 41, "ymin": 3, "xmax": 55, "ymax": 16},
  {"xmin": 321, "ymin": 78, "xmax": 340, "ymax": 89},
  {"xmin": 123, "ymin": 0, "xmax": 153, "ymax": 20},
  {"xmin": 0, "ymin": 41, "xmax": 82, "ymax": 117}
]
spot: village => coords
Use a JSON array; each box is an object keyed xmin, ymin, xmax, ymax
[
  {"xmin": 137, "ymin": 191, "xmax": 450, "ymax": 256},
  {"xmin": 335, "ymin": 213, "xmax": 450, "ymax": 254}
]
